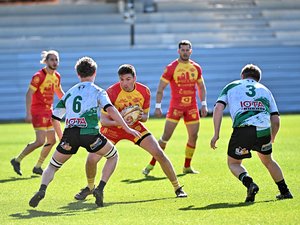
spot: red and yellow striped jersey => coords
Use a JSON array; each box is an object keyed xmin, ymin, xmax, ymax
[
  {"xmin": 161, "ymin": 59, "xmax": 202, "ymax": 108},
  {"xmin": 106, "ymin": 82, "xmax": 150, "ymax": 114},
  {"xmin": 29, "ymin": 68, "xmax": 61, "ymax": 114}
]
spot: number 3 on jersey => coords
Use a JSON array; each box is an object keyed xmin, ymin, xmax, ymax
[{"xmin": 246, "ymin": 85, "xmax": 256, "ymax": 97}]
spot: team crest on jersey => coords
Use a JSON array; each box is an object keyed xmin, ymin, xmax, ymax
[
  {"xmin": 134, "ymin": 125, "xmax": 142, "ymax": 131},
  {"xmin": 33, "ymin": 76, "xmax": 40, "ymax": 84},
  {"xmin": 66, "ymin": 117, "xmax": 87, "ymax": 128},
  {"xmin": 235, "ymin": 147, "xmax": 249, "ymax": 156},
  {"xmin": 190, "ymin": 67, "xmax": 196, "ymax": 72}
]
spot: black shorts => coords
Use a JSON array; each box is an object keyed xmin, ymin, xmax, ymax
[
  {"xmin": 228, "ymin": 126, "xmax": 272, "ymax": 160},
  {"xmin": 56, "ymin": 127, "xmax": 107, "ymax": 155}
]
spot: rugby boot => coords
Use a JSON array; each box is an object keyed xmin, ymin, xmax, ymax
[
  {"xmin": 93, "ymin": 187, "xmax": 104, "ymax": 207},
  {"xmin": 74, "ymin": 186, "xmax": 94, "ymax": 200},
  {"xmin": 276, "ymin": 191, "xmax": 293, "ymax": 200},
  {"xmin": 175, "ymin": 186, "xmax": 188, "ymax": 198},
  {"xmin": 183, "ymin": 167, "xmax": 199, "ymax": 174},
  {"xmin": 10, "ymin": 158, "xmax": 22, "ymax": 176},
  {"xmin": 32, "ymin": 167, "xmax": 43, "ymax": 175},
  {"xmin": 29, "ymin": 190, "xmax": 45, "ymax": 208},
  {"xmin": 245, "ymin": 182, "xmax": 259, "ymax": 202},
  {"xmin": 142, "ymin": 164, "xmax": 154, "ymax": 176}
]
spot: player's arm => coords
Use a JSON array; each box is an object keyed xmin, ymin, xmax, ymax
[
  {"xmin": 155, "ymin": 80, "xmax": 168, "ymax": 117},
  {"xmin": 270, "ymin": 114, "xmax": 280, "ymax": 143},
  {"xmin": 100, "ymin": 110, "xmax": 119, "ymax": 127},
  {"xmin": 55, "ymin": 85, "xmax": 65, "ymax": 99},
  {"xmin": 210, "ymin": 102, "xmax": 225, "ymax": 149},
  {"xmin": 197, "ymin": 77, "xmax": 208, "ymax": 117},
  {"xmin": 25, "ymin": 88, "xmax": 34, "ymax": 123},
  {"xmin": 138, "ymin": 109, "xmax": 149, "ymax": 123},
  {"xmin": 105, "ymin": 105, "xmax": 141, "ymax": 138}
]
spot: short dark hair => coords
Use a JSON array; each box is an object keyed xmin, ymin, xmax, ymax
[
  {"xmin": 118, "ymin": 64, "xmax": 136, "ymax": 77},
  {"xmin": 75, "ymin": 57, "xmax": 97, "ymax": 78},
  {"xmin": 178, "ymin": 40, "xmax": 192, "ymax": 49},
  {"xmin": 241, "ymin": 64, "xmax": 261, "ymax": 82}
]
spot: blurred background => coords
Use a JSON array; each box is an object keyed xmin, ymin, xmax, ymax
[{"xmin": 0, "ymin": 0, "xmax": 299, "ymax": 121}]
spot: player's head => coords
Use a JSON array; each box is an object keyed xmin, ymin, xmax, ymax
[
  {"xmin": 40, "ymin": 50, "xmax": 59, "ymax": 70},
  {"xmin": 178, "ymin": 40, "xmax": 192, "ymax": 61},
  {"xmin": 118, "ymin": 64, "xmax": 136, "ymax": 92},
  {"xmin": 241, "ymin": 64, "xmax": 261, "ymax": 82},
  {"xmin": 75, "ymin": 57, "xmax": 97, "ymax": 79}
]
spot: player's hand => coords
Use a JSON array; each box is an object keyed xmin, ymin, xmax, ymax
[
  {"xmin": 200, "ymin": 105, "xmax": 208, "ymax": 118},
  {"xmin": 125, "ymin": 127, "xmax": 142, "ymax": 138},
  {"xmin": 154, "ymin": 108, "xmax": 162, "ymax": 118},
  {"xmin": 25, "ymin": 114, "xmax": 32, "ymax": 123},
  {"xmin": 136, "ymin": 109, "xmax": 143, "ymax": 121},
  {"xmin": 210, "ymin": 135, "xmax": 219, "ymax": 150}
]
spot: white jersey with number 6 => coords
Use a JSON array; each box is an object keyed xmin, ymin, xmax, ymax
[{"xmin": 53, "ymin": 81, "xmax": 111, "ymax": 132}]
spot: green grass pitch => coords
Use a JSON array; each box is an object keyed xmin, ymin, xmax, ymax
[{"xmin": 0, "ymin": 115, "xmax": 299, "ymax": 225}]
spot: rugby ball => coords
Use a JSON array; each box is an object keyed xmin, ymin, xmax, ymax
[{"xmin": 121, "ymin": 105, "xmax": 141, "ymax": 125}]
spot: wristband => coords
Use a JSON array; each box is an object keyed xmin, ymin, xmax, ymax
[
  {"xmin": 155, "ymin": 103, "xmax": 162, "ymax": 108},
  {"xmin": 201, "ymin": 101, "xmax": 207, "ymax": 106}
]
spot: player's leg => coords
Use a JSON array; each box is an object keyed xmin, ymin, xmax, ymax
[
  {"xmin": 75, "ymin": 133, "xmax": 118, "ymax": 206},
  {"xmin": 183, "ymin": 122, "xmax": 199, "ymax": 174},
  {"xmin": 227, "ymin": 127, "xmax": 259, "ymax": 202},
  {"xmin": 11, "ymin": 129, "xmax": 46, "ymax": 176},
  {"xmin": 75, "ymin": 129, "xmax": 119, "ymax": 202},
  {"xmin": 33, "ymin": 129, "xmax": 57, "ymax": 175},
  {"xmin": 140, "ymin": 134, "xmax": 187, "ymax": 197},
  {"xmin": 143, "ymin": 120, "xmax": 178, "ymax": 175},
  {"xmin": 74, "ymin": 153, "xmax": 98, "ymax": 200},
  {"xmin": 29, "ymin": 150, "xmax": 72, "ymax": 208},
  {"xmin": 257, "ymin": 152, "xmax": 293, "ymax": 200},
  {"xmin": 227, "ymin": 156, "xmax": 259, "ymax": 202},
  {"xmin": 92, "ymin": 140, "xmax": 119, "ymax": 207}
]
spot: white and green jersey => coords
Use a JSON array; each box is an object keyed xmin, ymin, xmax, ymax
[
  {"xmin": 217, "ymin": 79, "xmax": 279, "ymax": 135},
  {"xmin": 53, "ymin": 81, "xmax": 112, "ymax": 135}
]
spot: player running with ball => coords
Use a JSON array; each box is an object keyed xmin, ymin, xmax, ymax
[{"xmin": 74, "ymin": 64, "xmax": 187, "ymax": 201}]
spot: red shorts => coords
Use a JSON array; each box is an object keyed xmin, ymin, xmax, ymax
[
  {"xmin": 31, "ymin": 112, "xmax": 53, "ymax": 130},
  {"xmin": 166, "ymin": 106, "xmax": 199, "ymax": 124},
  {"xmin": 100, "ymin": 122, "xmax": 150, "ymax": 144}
]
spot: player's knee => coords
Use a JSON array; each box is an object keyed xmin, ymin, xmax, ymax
[
  {"xmin": 104, "ymin": 146, "xmax": 118, "ymax": 159},
  {"xmin": 44, "ymin": 141, "xmax": 55, "ymax": 148},
  {"xmin": 86, "ymin": 153, "xmax": 100, "ymax": 164},
  {"xmin": 35, "ymin": 140, "xmax": 45, "ymax": 148},
  {"xmin": 152, "ymin": 149, "xmax": 165, "ymax": 161}
]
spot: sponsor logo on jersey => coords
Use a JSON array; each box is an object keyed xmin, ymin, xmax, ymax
[
  {"xmin": 66, "ymin": 117, "xmax": 87, "ymax": 128},
  {"xmin": 235, "ymin": 147, "xmax": 249, "ymax": 156},
  {"xmin": 261, "ymin": 142, "xmax": 272, "ymax": 152},
  {"xmin": 60, "ymin": 141, "xmax": 72, "ymax": 151},
  {"xmin": 90, "ymin": 137, "xmax": 103, "ymax": 151},
  {"xmin": 240, "ymin": 101, "xmax": 265, "ymax": 111}
]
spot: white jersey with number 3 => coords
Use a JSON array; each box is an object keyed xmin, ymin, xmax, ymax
[
  {"xmin": 217, "ymin": 79, "xmax": 278, "ymax": 129},
  {"xmin": 53, "ymin": 81, "xmax": 111, "ymax": 132}
]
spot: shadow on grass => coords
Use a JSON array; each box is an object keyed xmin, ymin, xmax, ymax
[
  {"xmin": 121, "ymin": 173, "xmax": 185, "ymax": 184},
  {"xmin": 0, "ymin": 175, "xmax": 39, "ymax": 184},
  {"xmin": 105, "ymin": 197, "xmax": 174, "ymax": 207},
  {"xmin": 10, "ymin": 209, "xmax": 76, "ymax": 219},
  {"xmin": 10, "ymin": 201, "xmax": 98, "ymax": 219},
  {"xmin": 179, "ymin": 200, "xmax": 275, "ymax": 211},
  {"xmin": 10, "ymin": 197, "xmax": 173, "ymax": 219}
]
